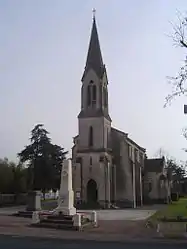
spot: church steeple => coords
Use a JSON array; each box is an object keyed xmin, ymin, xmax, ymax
[
  {"xmin": 82, "ymin": 15, "xmax": 105, "ymax": 81},
  {"xmin": 78, "ymin": 13, "xmax": 111, "ymax": 122}
]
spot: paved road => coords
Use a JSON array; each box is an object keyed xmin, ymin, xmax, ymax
[
  {"xmin": 80, "ymin": 209, "xmax": 156, "ymax": 220},
  {"xmin": 0, "ymin": 235, "xmax": 186, "ymax": 249},
  {"xmin": 0, "ymin": 206, "xmax": 25, "ymax": 215},
  {"xmin": 0, "ymin": 205, "xmax": 156, "ymax": 220}
]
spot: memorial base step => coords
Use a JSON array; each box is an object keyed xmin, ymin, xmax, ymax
[
  {"xmin": 13, "ymin": 211, "xmax": 34, "ymax": 218},
  {"xmin": 33, "ymin": 213, "xmax": 93, "ymax": 231},
  {"xmin": 34, "ymin": 214, "xmax": 76, "ymax": 230}
]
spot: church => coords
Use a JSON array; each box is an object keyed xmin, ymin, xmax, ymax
[{"xmin": 72, "ymin": 15, "xmax": 171, "ymax": 208}]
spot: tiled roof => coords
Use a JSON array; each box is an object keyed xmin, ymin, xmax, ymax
[{"xmin": 111, "ymin": 127, "xmax": 145, "ymax": 152}]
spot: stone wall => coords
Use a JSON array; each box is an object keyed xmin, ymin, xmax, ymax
[
  {"xmin": 0, "ymin": 194, "xmax": 27, "ymax": 206},
  {"xmin": 143, "ymin": 172, "xmax": 170, "ymax": 204}
]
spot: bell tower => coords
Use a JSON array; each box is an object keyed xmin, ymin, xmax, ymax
[
  {"xmin": 78, "ymin": 14, "xmax": 111, "ymax": 151},
  {"xmin": 73, "ymin": 12, "xmax": 113, "ymax": 208}
]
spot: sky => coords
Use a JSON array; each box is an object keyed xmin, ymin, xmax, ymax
[{"xmin": 1, "ymin": 0, "xmax": 187, "ymax": 162}]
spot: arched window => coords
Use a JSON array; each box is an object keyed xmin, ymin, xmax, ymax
[
  {"xmin": 87, "ymin": 81, "xmax": 96, "ymax": 107},
  {"xmin": 89, "ymin": 126, "xmax": 93, "ymax": 147},
  {"xmin": 87, "ymin": 85, "xmax": 91, "ymax": 106},
  {"xmin": 92, "ymin": 85, "xmax": 96, "ymax": 103}
]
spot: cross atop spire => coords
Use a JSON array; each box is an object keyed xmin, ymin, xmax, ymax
[
  {"xmin": 82, "ymin": 11, "xmax": 105, "ymax": 81},
  {"xmin": 92, "ymin": 8, "xmax": 96, "ymax": 19}
]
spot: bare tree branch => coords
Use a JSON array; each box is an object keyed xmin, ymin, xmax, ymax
[
  {"xmin": 164, "ymin": 11, "xmax": 187, "ymax": 107},
  {"xmin": 164, "ymin": 58, "xmax": 187, "ymax": 107},
  {"xmin": 180, "ymin": 127, "xmax": 187, "ymax": 154}
]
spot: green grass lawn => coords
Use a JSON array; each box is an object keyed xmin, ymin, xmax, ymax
[
  {"xmin": 41, "ymin": 199, "xmax": 57, "ymax": 210},
  {"xmin": 41, "ymin": 198, "xmax": 56, "ymax": 203},
  {"xmin": 148, "ymin": 198, "xmax": 187, "ymax": 225}
]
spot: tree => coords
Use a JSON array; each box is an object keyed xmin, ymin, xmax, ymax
[
  {"xmin": 0, "ymin": 158, "xmax": 27, "ymax": 194},
  {"xmin": 50, "ymin": 144, "xmax": 67, "ymax": 191},
  {"xmin": 155, "ymin": 148, "xmax": 186, "ymax": 180},
  {"xmin": 166, "ymin": 158, "xmax": 186, "ymax": 195},
  {"xmin": 165, "ymin": 158, "xmax": 186, "ymax": 180},
  {"xmin": 10, "ymin": 162, "xmax": 28, "ymax": 194},
  {"xmin": 0, "ymin": 158, "xmax": 14, "ymax": 193},
  {"xmin": 164, "ymin": 12, "xmax": 187, "ymax": 107},
  {"xmin": 18, "ymin": 124, "xmax": 68, "ymax": 196},
  {"xmin": 154, "ymin": 147, "xmax": 169, "ymax": 158}
]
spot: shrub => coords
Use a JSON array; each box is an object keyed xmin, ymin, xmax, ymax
[{"xmin": 171, "ymin": 193, "xmax": 179, "ymax": 201}]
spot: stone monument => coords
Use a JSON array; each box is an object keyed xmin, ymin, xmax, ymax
[
  {"xmin": 54, "ymin": 159, "xmax": 76, "ymax": 216},
  {"xmin": 26, "ymin": 191, "xmax": 41, "ymax": 211},
  {"xmin": 15, "ymin": 190, "xmax": 41, "ymax": 218},
  {"xmin": 30, "ymin": 159, "xmax": 97, "ymax": 230}
]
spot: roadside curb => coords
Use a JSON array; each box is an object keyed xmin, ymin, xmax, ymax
[{"xmin": 0, "ymin": 232, "xmax": 186, "ymax": 244}]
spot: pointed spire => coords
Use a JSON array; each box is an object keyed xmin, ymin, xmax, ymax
[{"xmin": 82, "ymin": 12, "xmax": 105, "ymax": 81}]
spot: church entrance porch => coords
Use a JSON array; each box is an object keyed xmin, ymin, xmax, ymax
[{"xmin": 86, "ymin": 179, "xmax": 98, "ymax": 207}]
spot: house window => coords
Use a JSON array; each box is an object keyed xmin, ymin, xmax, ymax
[
  {"xmin": 90, "ymin": 157, "xmax": 92, "ymax": 165},
  {"xmin": 89, "ymin": 126, "xmax": 93, "ymax": 147}
]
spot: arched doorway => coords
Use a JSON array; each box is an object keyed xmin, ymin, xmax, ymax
[{"xmin": 87, "ymin": 179, "xmax": 98, "ymax": 204}]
